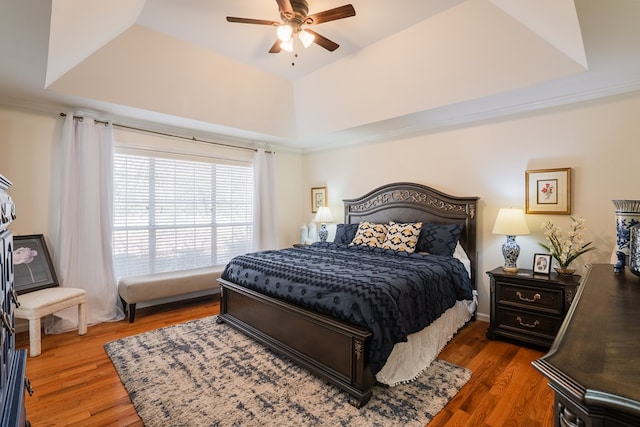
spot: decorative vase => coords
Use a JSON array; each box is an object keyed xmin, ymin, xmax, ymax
[
  {"xmin": 612, "ymin": 200, "xmax": 640, "ymax": 269},
  {"xmin": 555, "ymin": 267, "xmax": 576, "ymax": 276},
  {"xmin": 629, "ymin": 223, "xmax": 640, "ymax": 277}
]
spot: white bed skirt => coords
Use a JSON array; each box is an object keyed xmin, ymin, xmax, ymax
[{"xmin": 375, "ymin": 292, "xmax": 477, "ymax": 386}]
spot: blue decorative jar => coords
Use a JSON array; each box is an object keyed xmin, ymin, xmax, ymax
[
  {"xmin": 612, "ymin": 200, "xmax": 640, "ymax": 269},
  {"xmin": 629, "ymin": 223, "xmax": 640, "ymax": 277}
]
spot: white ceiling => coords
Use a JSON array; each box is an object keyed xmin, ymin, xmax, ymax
[{"xmin": 1, "ymin": 0, "xmax": 640, "ymax": 152}]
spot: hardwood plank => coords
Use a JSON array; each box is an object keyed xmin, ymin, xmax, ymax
[{"xmin": 16, "ymin": 296, "xmax": 554, "ymax": 426}]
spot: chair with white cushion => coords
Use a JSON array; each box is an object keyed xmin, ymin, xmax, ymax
[{"xmin": 14, "ymin": 287, "xmax": 87, "ymax": 357}]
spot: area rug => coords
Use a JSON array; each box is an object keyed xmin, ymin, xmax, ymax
[{"xmin": 105, "ymin": 316, "xmax": 471, "ymax": 427}]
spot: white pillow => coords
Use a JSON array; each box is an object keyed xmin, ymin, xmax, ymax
[{"xmin": 453, "ymin": 242, "xmax": 471, "ymax": 278}]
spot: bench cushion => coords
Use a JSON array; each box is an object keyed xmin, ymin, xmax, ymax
[{"xmin": 118, "ymin": 267, "xmax": 221, "ymax": 304}]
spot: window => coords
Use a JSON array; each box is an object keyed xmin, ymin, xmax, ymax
[{"xmin": 112, "ymin": 152, "xmax": 253, "ymax": 278}]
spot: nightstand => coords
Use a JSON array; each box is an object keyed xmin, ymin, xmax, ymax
[{"xmin": 486, "ymin": 267, "xmax": 580, "ymax": 349}]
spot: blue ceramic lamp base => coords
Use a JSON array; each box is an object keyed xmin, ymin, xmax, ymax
[{"xmin": 502, "ymin": 235, "xmax": 520, "ymax": 272}]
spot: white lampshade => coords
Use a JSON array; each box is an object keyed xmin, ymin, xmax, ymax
[
  {"xmin": 277, "ymin": 24, "xmax": 293, "ymax": 42},
  {"xmin": 314, "ymin": 206, "xmax": 333, "ymax": 223},
  {"xmin": 280, "ymin": 38, "xmax": 294, "ymax": 52},
  {"xmin": 492, "ymin": 208, "xmax": 530, "ymax": 236},
  {"xmin": 298, "ymin": 30, "xmax": 315, "ymax": 48}
]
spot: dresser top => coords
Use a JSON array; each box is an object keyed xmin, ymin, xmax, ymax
[{"xmin": 534, "ymin": 263, "xmax": 640, "ymax": 415}]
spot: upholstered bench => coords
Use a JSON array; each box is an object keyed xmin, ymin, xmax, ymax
[
  {"xmin": 15, "ymin": 287, "xmax": 88, "ymax": 357},
  {"xmin": 118, "ymin": 266, "xmax": 222, "ymax": 323}
]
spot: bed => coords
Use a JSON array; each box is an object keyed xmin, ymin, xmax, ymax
[{"xmin": 217, "ymin": 182, "xmax": 479, "ymax": 407}]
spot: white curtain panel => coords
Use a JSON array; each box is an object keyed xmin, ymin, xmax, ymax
[
  {"xmin": 47, "ymin": 114, "xmax": 124, "ymax": 333},
  {"xmin": 252, "ymin": 149, "xmax": 278, "ymax": 251}
]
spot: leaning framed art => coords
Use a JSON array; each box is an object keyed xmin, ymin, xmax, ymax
[
  {"xmin": 525, "ymin": 168, "xmax": 571, "ymax": 214},
  {"xmin": 13, "ymin": 234, "xmax": 59, "ymax": 294}
]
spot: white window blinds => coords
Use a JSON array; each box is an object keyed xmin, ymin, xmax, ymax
[{"xmin": 113, "ymin": 152, "xmax": 253, "ymax": 278}]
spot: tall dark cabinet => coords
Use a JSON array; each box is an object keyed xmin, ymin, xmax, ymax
[{"xmin": 0, "ymin": 174, "xmax": 28, "ymax": 426}]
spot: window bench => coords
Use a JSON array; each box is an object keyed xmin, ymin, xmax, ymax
[{"xmin": 118, "ymin": 267, "xmax": 222, "ymax": 322}]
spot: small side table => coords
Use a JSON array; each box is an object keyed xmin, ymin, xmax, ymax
[{"xmin": 486, "ymin": 267, "xmax": 580, "ymax": 349}]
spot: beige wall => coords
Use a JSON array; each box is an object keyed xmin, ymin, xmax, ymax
[
  {"xmin": 0, "ymin": 108, "xmax": 60, "ymax": 241},
  {"xmin": 301, "ymin": 90, "xmax": 640, "ymax": 319}
]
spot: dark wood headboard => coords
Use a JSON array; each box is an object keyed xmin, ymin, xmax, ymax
[{"xmin": 343, "ymin": 182, "xmax": 480, "ymax": 290}]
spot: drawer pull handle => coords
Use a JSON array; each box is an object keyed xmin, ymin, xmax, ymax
[
  {"xmin": 11, "ymin": 288, "xmax": 20, "ymax": 308},
  {"xmin": 558, "ymin": 402, "xmax": 583, "ymax": 427},
  {"xmin": 1, "ymin": 311, "xmax": 15, "ymax": 335},
  {"xmin": 516, "ymin": 291, "xmax": 541, "ymax": 303},
  {"xmin": 516, "ymin": 316, "xmax": 540, "ymax": 328}
]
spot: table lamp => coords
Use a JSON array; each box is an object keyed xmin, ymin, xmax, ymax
[
  {"xmin": 492, "ymin": 208, "xmax": 530, "ymax": 272},
  {"xmin": 314, "ymin": 207, "xmax": 333, "ymax": 242}
]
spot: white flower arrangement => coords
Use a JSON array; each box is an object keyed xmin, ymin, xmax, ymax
[{"xmin": 539, "ymin": 217, "xmax": 596, "ymax": 269}]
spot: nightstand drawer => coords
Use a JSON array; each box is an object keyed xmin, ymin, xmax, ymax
[
  {"xmin": 495, "ymin": 307, "xmax": 561, "ymax": 341},
  {"xmin": 496, "ymin": 282, "xmax": 564, "ymax": 315}
]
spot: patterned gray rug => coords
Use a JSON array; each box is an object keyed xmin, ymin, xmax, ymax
[{"xmin": 105, "ymin": 316, "xmax": 471, "ymax": 427}]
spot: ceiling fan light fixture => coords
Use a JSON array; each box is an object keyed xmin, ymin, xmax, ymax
[
  {"xmin": 298, "ymin": 29, "xmax": 315, "ymax": 48},
  {"xmin": 276, "ymin": 24, "xmax": 293, "ymax": 42},
  {"xmin": 280, "ymin": 38, "xmax": 294, "ymax": 52}
]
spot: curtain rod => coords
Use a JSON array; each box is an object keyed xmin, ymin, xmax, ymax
[{"xmin": 59, "ymin": 113, "xmax": 265, "ymax": 153}]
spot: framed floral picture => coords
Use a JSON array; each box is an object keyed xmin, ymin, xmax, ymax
[
  {"xmin": 525, "ymin": 168, "xmax": 571, "ymax": 214},
  {"xmin": 311, "ymin": 187, "xmax": 327, "ymax": 213},
  {"xmin": 13, "ymin": 234, "xmax": 59, "ymax": 294}
]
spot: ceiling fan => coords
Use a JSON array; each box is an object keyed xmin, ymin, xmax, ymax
[{"xmin": 226, "ymin": 0, "xmax": 356, "ymax": 54}]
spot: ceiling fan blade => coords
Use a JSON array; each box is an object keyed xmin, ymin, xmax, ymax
[
  {"xmin": 275, "ymin": 0, "xmax": 295, "ymax": 19},
  {"xmin": 305, "ymin": 4, "xmax": 355, "ymax": 25},
  {"xmin": 305, "ymin": 29, "xmax": 340, "ymax": 52},
  {"xmin": 226, "ymin": 17, "xmax": 280, "ymax": 26},
  {"xmin": 269, "ymin": 40, "xmax": 282, "ymax": 54}
]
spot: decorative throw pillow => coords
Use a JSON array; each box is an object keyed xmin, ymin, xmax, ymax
[
  {"xmin": 350, "ymin": 222, "xmax": 388, "ymax": 247},
  {"xmin": 382, "ymin": 221, "xmax": 423, "ymax": 253},
  {"xmin": 417, "ymin": 222, "xmax": 464, "ymax": 256},
  {"xmin": 334, "ymin": 223, "xmax": 360, "ymax": 244}
]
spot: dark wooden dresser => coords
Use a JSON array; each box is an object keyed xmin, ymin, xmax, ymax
[
  {"xmin": 487, "ymin": 267, "xmax": 580, "ymax": 348},
  {"xmin": 533, "ymin": 264, "xmax": 640, "ymax": 426},
  {"xmin": 0, "ymin": 174, "xmax": 28, "ymax": 426}
]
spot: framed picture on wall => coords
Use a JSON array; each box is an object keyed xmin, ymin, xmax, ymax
[
  {"xmin": 533, "ymin": 253, "xmax": 552, "ymax": 275},
  {"xmin": 13, "ymin": 234, "xmax": 59, "ymax": 294},
  {"xmin": 311, "ymin": 187, "xmax": 327, "ymax": 213},
  {"xmin": 525, "ymin": 168, "xmax": 571, "ymax": 214}
]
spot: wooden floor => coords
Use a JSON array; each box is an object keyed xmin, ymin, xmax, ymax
[{"xmin": 15, "ymin": 297, "xmax": 555, "ymax": 426}]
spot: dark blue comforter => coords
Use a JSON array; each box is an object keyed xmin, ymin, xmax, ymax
[{"xmin": 221, "ymin": 242, "xmax": 473, "ymax": 374}]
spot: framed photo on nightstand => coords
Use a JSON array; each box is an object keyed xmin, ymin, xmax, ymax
[{"xmin": 533, "ymin": 253, "xmax": 552, "ymax": 275}]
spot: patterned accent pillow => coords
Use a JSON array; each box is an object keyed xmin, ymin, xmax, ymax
[
  {"xmin": 382, "ymin": 221, "xmax": 423, "ymax": 253},
  {"xmin": 416, "ymin": 222, "xmax": 464, "ymax": 256},
  {"xmin": 334, "ymin": 223, "xmax": 360, "ymax": 244},
  {"xmin": 350, "ymin": 222, "xmax": 388, "ymax": 247}
]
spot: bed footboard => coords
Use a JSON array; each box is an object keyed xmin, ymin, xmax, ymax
[{"xmin": 217, "ymin": 278, "xmax": 376, "ymax": 407}]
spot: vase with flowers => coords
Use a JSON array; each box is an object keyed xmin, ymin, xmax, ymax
[{"xmin": 539, "ymin": 217, "xmax": 596, "ymax": 275}]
